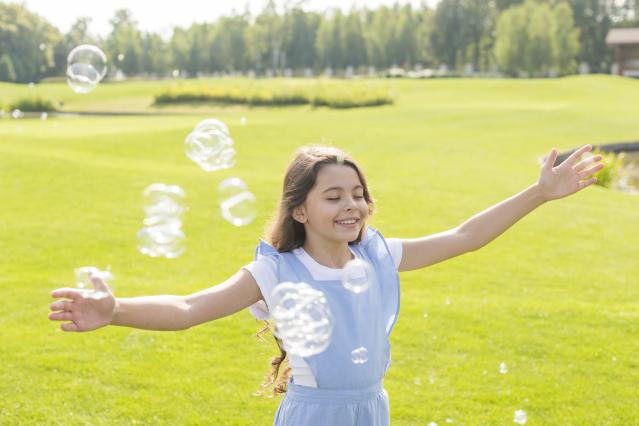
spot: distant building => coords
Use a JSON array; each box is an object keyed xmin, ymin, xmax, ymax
[{"xmin": 606, "ymin": 28, "xmax": 639, "ymax": 77}]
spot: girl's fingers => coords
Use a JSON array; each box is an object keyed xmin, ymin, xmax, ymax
[
  {"xmin": 545, "ymin": 147, "xmax": 558, "ymax": 170},
  {"xmin": 50, "ymin": 300, "xmax": 72, "ymax": 312},
  {"xmin": 578, "ymin": 163, "xmax": 604, "ymax": 179},
  {"xmin": 51, "ymin": 288, "xmax": 82, "ymax": 300},
  {"xmin": 575, "ymin": 155, "xmax": 602, "ymax": 172},
  {"xmin": 566, "ymin": 144, "xmax": 592, "ymax": 167},
  {"xmin": 49, "ymin": 311, "xmax": 73, "ymax": 321},
  {"xmin": 61, "ymin": 322, "xmax": 80, "ymax": 332},
  {"xmin": 578, "ymin": 178, "xmax": 597, "ymax": 189}
]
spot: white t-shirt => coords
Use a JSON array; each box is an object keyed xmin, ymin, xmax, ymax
[{"xmin": 243, "ymin": 238, "xmax": 403, "ymax": 387}]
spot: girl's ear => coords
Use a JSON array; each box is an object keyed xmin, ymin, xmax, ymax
[{"xmin": 292, "ymin": 205, "xmax": 307, "ymax": 224}]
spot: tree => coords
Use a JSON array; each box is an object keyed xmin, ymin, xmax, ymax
[
  {"xmin": 494, "ymin": 0, "xmax": 580, "ymax": 77},
  {"xmin": 554, "ymin": 2, "xmax": 580, "ymax": 75},
  {"xmin": 0, "ymin": 54, "xmax": 17, "ymax": 82},
  {"xmin": 107, "ymin": 9, "xmax": 143, "ymax": 76}
]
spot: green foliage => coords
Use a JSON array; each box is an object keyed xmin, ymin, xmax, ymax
[
  {"xmin": 8, "ymin": 96, "xmax": 57, "ymax": 112},
  {"xmin": 0, "ymin": 54, "xmax": 17, "ymax": 82},
  {"xmin": 154, "ymin": 81, "xmax": 393, "ymax": 109},
  {"xmin": 494, "ymin": 0, "xmax": 580, "ymax": 77},
  {"xmin": 591, "ymin": 149, "xmax": 625, "ymax": 188}
]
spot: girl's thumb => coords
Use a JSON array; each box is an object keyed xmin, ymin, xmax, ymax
[{"xmin": 89, "ymin": 272, "xmax": 111, "ymax": 293}]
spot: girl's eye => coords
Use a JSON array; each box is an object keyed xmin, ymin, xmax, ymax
[
  {"xmin": 327, "ymin": 198, "xmax": 339, "ymax": 201},
  {"xmin": 354, "ymin": 196, "xmax": 364, "ymax": 200}
]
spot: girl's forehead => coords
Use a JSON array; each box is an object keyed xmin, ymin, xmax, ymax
[{"xmin": 315, "ymin": 164, "xmax": 362, "ymax": 188}]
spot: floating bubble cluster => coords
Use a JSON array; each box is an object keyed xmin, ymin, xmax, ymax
[
  {"xmin": 75, "ymin": 266, "xmax": 114, "ymax": 299},
  {"xmin": 185, "ymin": 119, "xmax": 236, "ymax": 172},
  {"xmin": 218, "ymin": 177, "xmax": 257, "ymax": 227},
  {"xmin": 342, "ymin": 258, "xmax": 373, "ymax": 294},
  {"xmin": 137, "ymin": 183, "xmax": 186, "ymax": 258},
  {"xmin": 66, "ymin": 45, "xmax": 108, "ymax": 94},
  {"xmin": 270, "ymin": 282, "xmax": 333, "ymax": 357}
]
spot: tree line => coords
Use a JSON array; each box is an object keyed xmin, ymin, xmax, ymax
[{"xmin": 0, "ymin": 0, "xmax": 638, "ymax": 83}]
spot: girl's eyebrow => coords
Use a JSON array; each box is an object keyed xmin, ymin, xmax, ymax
[{"xmin": 322, "ymin": 185, "xmax": 363, "ymax": 193}]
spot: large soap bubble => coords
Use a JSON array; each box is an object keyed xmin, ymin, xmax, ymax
[
  {"xmin": 342, "ymin": 258, "xmax": 373, "ymax": 294},
  {"xmin": 66, "ymin": 45, "xmax": 108, "ymax": 94},
  {"xmin": 138, "ymin": 183, "xmax": 186, "ymax": 258},
  {"xmin": 270, "ymin": 282, "xmax": 333, "ymax": 357},
  {"xmin": 185, "ymin": 130, "xmax": 235, "ymax": 172}
]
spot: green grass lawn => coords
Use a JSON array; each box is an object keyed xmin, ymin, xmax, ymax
[{"xmin": 1, "ymin": 75, "xmax": 638, "ymax": 425}]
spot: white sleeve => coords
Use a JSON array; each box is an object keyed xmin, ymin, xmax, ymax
[
  {"xmin": 242, "ymin": 256, "xmax": 278, "ymax": 320},
  {"xmin": 386, "ymin": 238, "xmax": 403, "ymax": 271}
]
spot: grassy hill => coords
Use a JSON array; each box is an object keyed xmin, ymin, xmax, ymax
[{"xmin": 1, "ymin": 75, "xmax": 638, "ymax": 425}]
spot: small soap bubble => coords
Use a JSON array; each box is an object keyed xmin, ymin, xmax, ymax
[
  {"xmin": 66, "ymin": 45, "xmax": 108, "ymax": 94},
  {"xmin": 445, "ymin": 297, "xmax": 451, "ymax": 305},
  {"xmin": 428, "ymin": 422, "xmax": 438, "ymax": 426},
  {"xmin": 342, "ymin": 258, "xmax": 373, "ymax": 294},
  {"xmin": 11, "ymin": 109, "xmax": 23, "ymax": 119},
  {"xmin": 270, "ymin": 282, "xmax": 333, "ymax": 357},
  {"xmin": 218, "ymin": 177, "xmax": 257, "ymax": 227},
  {"xmin": 74, "ymin": 266, "xmax": 114, "ymax": 298},
  {"xmin": 514, "ymin": 410, "xmax": 527, "ymax": 425},
  {"xmin": 445, "ymin": 419, "xmax": 454, "ymax": 424},
  {"xmin": 351, "ymin": 346, "xmax": 369, "ymax": 364},
  {"xmin": 40, "ymin": 112, "xmax": 48, "ymax": 121},
  {"xmin": 172, "ymin": 69, "xmax": 180, "ymax": 78},
  {"xmin": 28, "ymin": 82, "xmax": 35, "ymax": 89},
  {"xmin": 500, "ymin": 362, "xmax": 508, "ymax": 374},
  {"xmin": 39, "ymin": 43, "xmax": 46, "ymax": 51},
  {"xmin": 117, "ymin": 53, "xmax": 125, "ymax": 62},
  {"xmin": 240, "ymin": 116, "xmax": 247, "ymax": 126}
]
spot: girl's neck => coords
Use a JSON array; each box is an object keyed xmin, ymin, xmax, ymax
[{"xmin": 302, "ymin": 238, "xmax": 354, "ymax": 269}]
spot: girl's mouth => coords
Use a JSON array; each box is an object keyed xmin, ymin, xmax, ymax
[{"xmin": 335, "ymin": 218, "xmax": 360, "ymax": 228}]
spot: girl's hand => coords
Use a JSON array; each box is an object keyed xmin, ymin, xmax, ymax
[
  {"xmin": 538, "ymin": 144, "xmax": 605, "ymax": 202},
  {"xmin": 49, "ymin": 273, "xmax": 116, "ymax": 332}
]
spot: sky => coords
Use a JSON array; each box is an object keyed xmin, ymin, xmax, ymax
[{"xmin": 19, "ymin": 0, "xmax": 439, "ymax": 38}]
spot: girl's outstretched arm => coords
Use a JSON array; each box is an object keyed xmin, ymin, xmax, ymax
[
  {"xmin": 398, "ymin": 144, "xmax": 604, "ymax": 272},
  {"xmin": 49, "ymin": 269, "xmax": 263, "ymax": 332}
]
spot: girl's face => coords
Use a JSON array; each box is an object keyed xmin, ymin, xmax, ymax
[{"xmin": 294, "ymin": 164, "xmax": 369, "ymax": 245}]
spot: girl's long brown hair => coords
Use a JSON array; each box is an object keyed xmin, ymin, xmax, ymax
[{"xmin": 255, "ymin": 146, "xmax": 375, "ymax": 396}]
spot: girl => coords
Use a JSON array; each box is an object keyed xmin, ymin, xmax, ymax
[{"xmin": 49, "ymin": 144, "xmax": 604, "ymax": 425}]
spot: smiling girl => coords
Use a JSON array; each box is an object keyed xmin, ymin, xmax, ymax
[{"xmin": 49, "ymin": 144, "xmax": 604, "ymax": 425}]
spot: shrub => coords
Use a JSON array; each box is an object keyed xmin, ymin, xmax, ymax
[{"xmin": 9, "ymin": 97, "xmax": 57, "ymax": 112}]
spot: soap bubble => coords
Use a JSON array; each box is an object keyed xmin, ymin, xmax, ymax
[
  {"xmin": 218, "ymin": 177, "xmax": 257, "ymax": 227},
  {"xmin": 138, "ymin": 183, "xmax": 186, "ymax": 259},
  {"xmin": 513, "ymin": 410, "xmax": 527, "ymax": 425},
  {"xmin": 137, "ymin": 225, "xmax": 185, "ymax": 259},
  {"xmin": 66, "ymin": 44, "xmax": 107, "ymax": 94},
  {"xmin": 240, "ymin": 117, "xmax": 247, "ymax": 126},
  {"xmin": 185, "ymin": 130, "xmax": 235, "ymax": 172},
  {"xmin": 40, "ymin": 112, "xmax": 48, "ymax": 121},
  {"xmin": 499, "ymin": 362, "xmax": 508, "ymax": 374},
  {"xmin": 75, "ymin": 266, "xmax": 114, "ymax": 299},
  {"xmin": 342, "ymin": 258, "xmax": 373, "ymax": 294},
  {"xmin": 194, "ymin": 118, "xmax": 230, "ymax": 137},
  {"xmin": 11, "ymin": 109, "xmax": 23, "ymax": 119},
  {"xmin": 351, "ymin": 346, "xmax": 369, "ymax": 364},
  {"xmin": 270, "ymin": 282, "xmax": 333, "ymax": 357}
]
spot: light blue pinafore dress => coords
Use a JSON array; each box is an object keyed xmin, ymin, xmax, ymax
[{"xmin": 254, "ymin": 227, "xmax": 400, "ymax": 426}]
